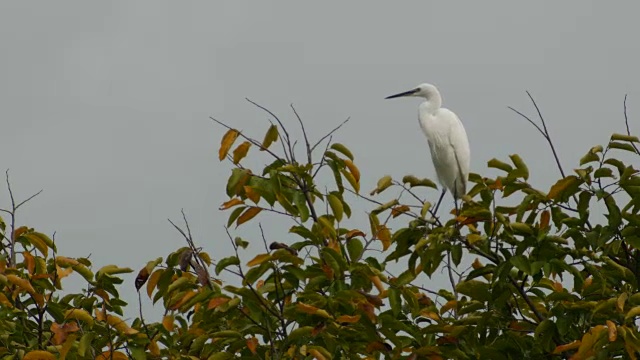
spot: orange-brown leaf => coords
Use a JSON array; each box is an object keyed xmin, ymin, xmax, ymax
[
  {"xmin": 22, "ymin": 351, "xmax": 56, "ymax": 360},
  {"xmin": 218, "ymin": 129, "xmax": 240, "ymax": 161},
  {"xmin": 51, "ymin": 321, "xmax": 80, "ymax": 345},
  {"xmin": 13, "ymin": 226, "xmax": 28, "ymax": 240},
  {"xmin": 220, "ymin": 198, "xmax": 245, "ymax": 210},
  {"xmin": 440, "ymin": 300, "xmax": 458, "ymax": 314},
  {"xmin": 336, "ymin": 314, "xmax": 360, "ymax": 323},
  {"xmin": 244, "ymin": 186, "xmax": 261, "ymax": 203},
  {"xmin": 540, "ymin": 210, "xmax": 550, "ymax": 230},
  {"xmin": 23, "ymin": 251, "xmax": 36, "ymax": 275},
  {"xmin": 547, "ymin": 175, "xmax": 579, "ymax": 201},
  {"xmin": 232, "ymin": 141, "xmax": 251, "ymax": 164},
  {"xmin": 246, "ymin": 253, "xmax": 271, "ymax": 267},
  {"xmin": 146, "ymin": 269, "xmax": 163, "ymax": 299},
  {"xmin": 162, "ymin": 315, "xmax": 174, "ymax": 332},
  {"xmin": 370, "ymin": 275, "xmax": 385, "ymax": 294},
  {"xmin": 247, "ymin": 337, "xmax": 259, "ymax": 354},
  {"xmin": 391, "ymin": 205, "xmax": 410, "ymax": 218},
  {"xmin": 208, "ymin": 297, "xmax": 230, "ymax": 310},
  {"xmin": 134, "ymin": 267, "xmax": 149, "ymax": 292},
  {"xmin": 237, "ymin": 207, "xmax": 262, "ymax": 226},
  {"xmin": 553, "ymin": 340, "xmax": 581, "ymax": 354},
  {"xmin": 345, "ymin": 229, "xmax": 366, "ymax": 239}
]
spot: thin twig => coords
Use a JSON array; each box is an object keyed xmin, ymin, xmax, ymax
[
  {"xmin": 246, "ymin": 98, "xmax": 295, "ymax": 163},
  {"xmin": 623, "ymin": 94, "xmax": 640, "ymax": 154},
  {"xmin": 290, "ymin": 104, "xmax": 312, "ymax": 165},
  {"xmin": 310, "ymin": 117, "xmax": 350, "ymax": 152}
]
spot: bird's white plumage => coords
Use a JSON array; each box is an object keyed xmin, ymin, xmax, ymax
[{"xmin": 386, "ymin": 83, "xmax": 470, "ymax": 202}]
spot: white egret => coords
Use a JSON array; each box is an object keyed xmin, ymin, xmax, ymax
[{"xmin": 385, "ymin": 83, "xmax": 470, "ymax": 214}]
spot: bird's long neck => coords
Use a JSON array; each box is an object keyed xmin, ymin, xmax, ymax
[
  {"xmin": 419, "ymin": 97, "xmax": 442, "ymax": 115},
  {"xmin": 420, "ymin": 90, "xmax": 442, "ymax": 114}
]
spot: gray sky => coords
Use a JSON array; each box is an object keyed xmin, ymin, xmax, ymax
[{"xmin": 1, "ymin": 1, "xmax": 639, "ymax": 319}]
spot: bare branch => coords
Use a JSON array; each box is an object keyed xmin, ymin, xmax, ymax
[{"xmin": 246, "ymin": 98, "xmax": 295, "ymax": 163}]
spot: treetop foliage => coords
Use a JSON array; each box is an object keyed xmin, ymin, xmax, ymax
[{"xmin": 2, "ymin": 95, "xmax": 640, "ymax": 359}]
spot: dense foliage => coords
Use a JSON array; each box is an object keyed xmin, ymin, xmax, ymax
[{"xmin": 2, "ymin": 98, "xmax": 640, "ymax": 359}]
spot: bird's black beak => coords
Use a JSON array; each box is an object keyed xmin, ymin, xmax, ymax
[{"xmin": 385, "ymin": 88, "xmax": 419, "ymax": 99}]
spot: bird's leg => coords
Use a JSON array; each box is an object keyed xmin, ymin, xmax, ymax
[{"xmin": 433, "ymin": 189, "xmax": 447, "ymax": 215}]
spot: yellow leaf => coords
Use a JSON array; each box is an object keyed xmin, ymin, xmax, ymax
[
  {"xmin": 341, "ymin": 168, "xmax": 360, "ymax": 193},
  {"xmin": 237, "ymin": 207, "xmax": 262, "ymax": 226},
  {"xmin": 218, "ymin": 129, "xmax": 240, "ymax": 161},
  {"xmin": 23, "ymin": 350, "xmax": 56, "ymax": 360},
  {"xmin": 308, "ymin": 349, "xmax": 327, "ymax": 360},
  {"xmin": 261, "ymin": 124, "xmax": 279, "ymax": 151},
  {"xmin": 344, "ymin": 159, "xmax": 360, "ymax": 182},
  {"xmin": 625, "ymin": 305, "xmax": 640, "ymax": 320},
  {"xmin": 618, "ymin": 293, "xmax": 628, "ymax": 313},
  {"xmin": 247, "ymin": 253, "xmax": 271, "ymax": 267},
  {"xmin": 162, "ymin": 314, "xmax": 174, "ymax": 331},
  {"xmin": 59, "ymin": 333, "xmax": 77, "ymax": 360},
  {"xmin": 377, "ymin": 225, "xmax": 391, "ymax": 251},
  {"xmin": 7, "ymin": 274, "xmax": 35, "ymax": 294},
  {"xmin": 146, "ymin": 269, "xmax": 163, "ymax": 299},
  {"xmin": 297, "ymin": 302, "xmax": 320, "ymax": 314},
  {"xmin": 24, "ymin": 233, "xmax": 49, "ymax": 257},
  {"xmin": 106, "ymin": 315, "xmax": 138, "ymax": 335},
  {"xmin": 467, "ymin": 234, "xmax": 484, "ymax": 244},
  {"xmin": 12, "ymin": 226, "xmax": 28, "ymax": 240},
  {"xmin": 370, "ymin": 175, "xmax": 392, "ymax": 196},
  {"xmin": 336, "ymin": 314, "xmax": 360, "ymax": 323},
  {"xmin": 232, "ymin": 141, "xmax": 251, "ymax": 164},
  {"xmin": 64, "ymin": 309, "xmax": 94, "ymax": 327},
  {"xmin": 220, "ymin": 198, "xmax": 245, "ymax": 210},
  {"xmin": 0, "ymin": 293, "xmax": 12, "ymax": 308},
  {"xmin": 315, "ymin": 309, "xmax": 332, "ymax": 318},
  {"xmin": 440, "ymin": 300, "xmax": 458, "ymax": 314},
  {"xmin": 606, "ymin": 320, "xmax": 617, "ymax": 341}
]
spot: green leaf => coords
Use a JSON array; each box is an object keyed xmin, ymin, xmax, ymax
[
  {"xmin": 226, "ymin": 168, "xmax": 251, "ymax": 197},
  {"xmin": 580, "ymin": 151, "xmax": 600, "ymax": 165},
  {"xmin": 292, "ymin": 192, "xmax": 310, "ymax": 222},
  {"xmin": 327, "ymin": 193, "xmax": 344, "ymax": 222},
  {"xmin": 451, "ymin": 244, "xmax": 463, "ymax": 266},
  {"xmin": 456, "ymin": 279, "xmax": 491, "ymax": 302},
  {"xmin": 370, "ymin": 175, "xmax": 393, "ymax": 196},
  {"xmin": 604, "ymin": 195, "xmax": 622, "ymax": 228},
  {"xmin": 509, "ymin": 154, "xmax": 529, "ymax": 180},
  {"xmin": 330, "ymin": 143, "xmax": 354, "ymax": 160},
  {"xmin": 388, "ymin": 288, "xmax": 402, "ymax": 317},
  {"xmin": 594, "ymin": 167, "xmax": 613, "ymax": 178},
  {"xmin": 346, "ymin": 238, "xmax": 364, "ymax": 262},
  {"xmin": 609, "ymin": 141, "xmax": 638, "ymax": 153},
  {"xmin": 611, "ymin": 133, "xmax": 640, "ymax": 142},
  {"xmin": 227, "ymin": 206, "xmax": 246, "ymax": 227},
  {"xmin": 487, "ymin": 158, "xmax": 513, "ymax": 173},
  {"xmin": 402, "ymin": 175, "xmax": 437, "ymax": 189},
  {"xmin": 77, "ymin": 332, "xmax": 95, "ymax": 356},
  {"xmin": 215, "ymin": 256, "xmax": 240, "ymax": 275},
  {"xmin": 395, "ymin": 269, "xmax": 417, "ymax": 287},
  {"xmin": 261, "ymin": 124, "xmax": 279, "ymax": 150},
  {"xmin": 510, "ymin": 255, "xmax": 531, "ymax": 274}
]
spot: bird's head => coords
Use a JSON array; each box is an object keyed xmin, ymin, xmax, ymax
[{"xmin": 385, "ymin": 83, "xmax": 440, "ymax": 100}]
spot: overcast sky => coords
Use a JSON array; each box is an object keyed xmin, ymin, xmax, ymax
[{"xmin": 1, "ymin": 1, "xmax": 639, "ymax": 320}]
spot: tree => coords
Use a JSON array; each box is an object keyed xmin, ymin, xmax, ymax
[{"xmin": 1, "ymin": 94, "xmax": 640, "ymax": 359}]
